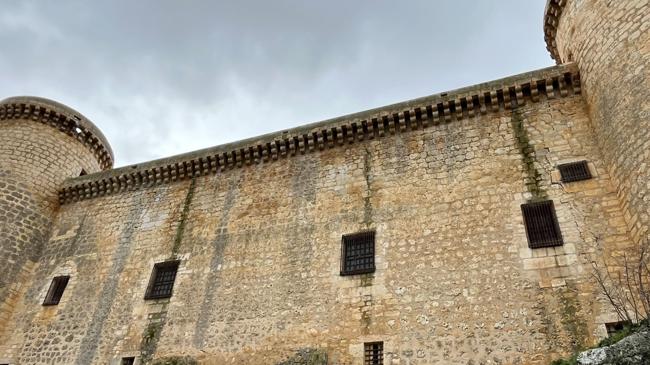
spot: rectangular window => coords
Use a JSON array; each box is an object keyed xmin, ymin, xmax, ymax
[
  {"xmin": 605, "ymin": 321, "xmax": 630, "ymax": 336},
  {"xmin": 43, "ymin": 275, "xmax": 70, "ymax": 306},
  {"xmin": 364, "ymin": 342, "xmax": 383, "ymax": 365},
  {"xmin": 341, "ymin": 231, "xmax": 376, "ymax": 276},
  {"xmin": 558, "ymin": 160, "xmax": 591, "ymax": 182},
  {"xmin": 521, "ymin": 200, "xmax": 563, "ymax": 249},
  {"xmin": 144, "ymin": 260, "xmax": 180, "ymax": 300},
  {"xmin": 121, "ymin": 357, "xmax": 135, "ymax": 365}
]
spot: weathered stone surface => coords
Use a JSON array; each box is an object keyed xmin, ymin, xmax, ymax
[
  {"xmin": 0, "ymin": 1, "xmax": 647, "ymax": 363},
  {"xmin": 577, "ymin": 330, "xmax": 650, "ymax": 365},
  {"xmin": 276, "ymin": 348, "xmax": 328, "ymax": 365},
  {"xmin": 1, "ymin": 73, "xmax": 630, "ymax": 365},
  {"xmin": 551, "ymin": 0, "xmax": 650, "ymax": 249},
  {"xmin": 151, "ymin": 356, "xmax": 198, "ymax": 365}
]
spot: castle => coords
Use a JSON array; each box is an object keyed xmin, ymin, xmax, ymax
[{"xmin": 0, "ymin": 1, "xmax": 648, "ymax": 364}]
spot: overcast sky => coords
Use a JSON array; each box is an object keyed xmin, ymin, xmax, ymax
[{"xmin": 0, "ymin": 1, "xmax": 553, "ymax": 167}]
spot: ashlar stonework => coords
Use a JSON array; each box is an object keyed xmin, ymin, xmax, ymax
[{"xmin": 1, "ymin": 0, "xmax": 648, "ymax": 364}]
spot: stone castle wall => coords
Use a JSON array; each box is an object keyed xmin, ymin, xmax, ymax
[
  {"xmin": 0, "ymin": 115, "xmax": 106, "ymax": 347},
  {"xmin": 548, "ymin": 0, "xmax": 649, "ymax": 247},
  {"xmin": 0, "ymin": 65, "xmax": 636, "ymax": 364}
]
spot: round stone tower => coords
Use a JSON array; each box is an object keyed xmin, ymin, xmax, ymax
[
  {"xmin": 0, "ymin": 96, "xmax": 113, "ymax": 316},
  {"xmin": 544, "ymin": 0, "xmax": 649, "ymax": 245}
]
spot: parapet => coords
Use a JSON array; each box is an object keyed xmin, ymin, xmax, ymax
[
  {"xmin": 543, "ymin": 0, "xmax": 566, "ymax": 63},
  {"xmin": 0, "ymin": 96, "xmax": 114, "ymax": 170},
  {"xmin": 58, "ymin": 63, "xmax": 581, "ymax": 204}
]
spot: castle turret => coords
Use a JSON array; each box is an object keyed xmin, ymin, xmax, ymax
[
  {"xmin": 544, "ymin": 0, "xmax": 650, "ymax": 246},
  {"xmin": 0, "ymin": 97, "xmax": 113, "ymax": 326}
]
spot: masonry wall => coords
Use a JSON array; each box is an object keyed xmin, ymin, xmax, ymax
[
  {"xmin": 0, "ymin": 119, "xmax": 103, "ymax": 346},
  {"xmin": 0, "ymin": 90, "xmax": 634, "ymax": 365},
  {"xmin": 553, "ymin": 0, "xmax": 650, "ymax": 247}
]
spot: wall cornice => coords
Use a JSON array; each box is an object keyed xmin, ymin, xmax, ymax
[
  {"xmin": 544, "ymin": 0, "xmax": 567, "ymax": 64},
  {"xmin": 0, "ymin": 96, "xmax": 114, "ymax": 170},
  {"xmin": 58, "ymin": 63, "xmax": 581, "ymax": 204}
]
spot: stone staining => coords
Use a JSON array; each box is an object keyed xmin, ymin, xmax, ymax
[{"xmin": 1, "ymin": 0, "xmax": 649, "ymax": 364}]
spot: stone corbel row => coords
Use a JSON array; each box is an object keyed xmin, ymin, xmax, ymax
[
  {"xmin": 0, "ymin": 103, "xmax": 114, "ymax": 169},
  {"xmin": 58, "ymin": 67, "xmax": 581, "ymax": 204},
  {"xmin": 544, "ymin": 0, "xmax": 566, "ymax": 63}
]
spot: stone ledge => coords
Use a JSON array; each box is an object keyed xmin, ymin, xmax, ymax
[
  {"xmin": 58, "ymin": 63, "xmax": 581, "ymax": 205},
  {"xmin": 544, "ymin": 0, "xmax": 567, "ymax": 64},
  {"xmin": 0, "ymin": 96, "xmax": 114, "ymax": 170}
]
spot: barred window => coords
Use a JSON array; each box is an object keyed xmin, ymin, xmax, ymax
[
  {"xmin": 144, "ymin": 260, "xmax": 180, "ymax": 299},
  {"xmin": 558, "ymin": 160, "xmax": 591, "ymax": 182},
  {"xmin": 121, "ymin": 357, "xmax": 135, "ymax": 365},
  {"xmin": 521, "ymin": 200, "xmax": 563, "ymax": 249},
  {"xmin": 364, "ymin": 342, "xmax": 383, "ymax": 365},
  {"xmin": 341, "ymin": 231, "xmax": 376, "ymax": 276},
  {"xmin": 43, "ymin": 275, "xmax": 70, "ymax": 306}
]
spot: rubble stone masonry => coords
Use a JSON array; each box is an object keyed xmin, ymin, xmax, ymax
[{"xmin": 0, "ymin": 1, "xmax": 647, "ymax": 363}]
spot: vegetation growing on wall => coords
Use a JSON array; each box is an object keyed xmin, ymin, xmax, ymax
[
  {"xmin": 511, "ymin": 109, "xmax": 548, "ymax": 201},
  {"xmin": 172, "ymin": 177, "xmax": 197, "ymax": 255}
]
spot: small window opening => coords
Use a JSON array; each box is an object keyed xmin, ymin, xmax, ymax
[
  {"xmin": 43, "ymin": 275, "xmax": 70, "ymax": 306},
  {"xmin": 364, "ymin": 342, "xmax": 384, "ymax": 365},
  {"xmin": 558, "ymin": 160, "xmax": 591, "ymax": 182},
  {"xmin": 79, "ymin": 169, "xmax": 87, "ymax": 176},
  {"xmin": 521, "ymin": 200, "xmax": 564, "ymax": 249},
  {"xmin": 74, "ymin": 126, "xmax": 82, "ymax": 134},
  {"xmin": 341, "ymin": 231, "xmax": 376, "ymax": 276},
  {"xmin": 605, "ymin": 321, "xmax": 631, "ymax": 337},
  {"xmin": 144, "ymin": 260, "xmax": 180, "ymax": 300},
  {"xmin": 121, "ymin": 357, "xmax": 136, "ymax": 365}
]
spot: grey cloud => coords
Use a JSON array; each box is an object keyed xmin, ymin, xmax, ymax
[{"xmin": 0, "ymin": 0, "xmax": 552, "ymax": 166}]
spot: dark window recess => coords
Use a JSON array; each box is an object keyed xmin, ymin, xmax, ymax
[
  {"xmin": 144, "ymin": 260, "xmax": 180, "ymax": 299},
  {"xmin": 79, "ymin": 169, "xmax": 87, "ymax": 176},
  {"xmin": 121, "ymin": 357, "xmax": 136, "ymax": 365},
  {"xmin": 558, "ymin": 160, "xmax": 591, "ymax": 182},
  {"xmin": 606, "ymin": 321, "xmax": 630, "ymax": 336},
  {"xmin": 521, "ymin": 200, "xmax": 564, "ymax": 249},
  {"xmin": 43, "ymin": 275, "xmax": 70, "ymax": 306},
  {"xmin": 364, "ymin": 342, "xmax": 384, "ymax": 365},
  {"xmin": 341, "ymin": 231, "xmax": 376, "ymax": 276}
]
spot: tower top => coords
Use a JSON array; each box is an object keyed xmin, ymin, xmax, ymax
[
  {"xmin": 0, "ymin": 96, "xmax": 114, "ymax": 169},
  {"xmin": 543, "ymin": 0, "xmax": 566, "ymax": 64}
]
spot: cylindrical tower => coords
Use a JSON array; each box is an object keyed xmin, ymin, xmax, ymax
[
  {"xmin": 0, "ymin": 96, "xmax": 113, "ymax": 326},
  {"xmin": 544, "ymin": 0, "xmax": 650, "ymax": 245}
]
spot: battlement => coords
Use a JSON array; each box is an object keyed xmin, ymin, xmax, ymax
[
  {"xmin": 58, "ymin": 63, "xmax": 581, "ymax": 204},
  {"xmin": 543, "ymin": 0, "xmax": 567, "ymax": 63},
  {"xmin": 0, "ymin": 96, "xmax": 114, "ymax": 170}
]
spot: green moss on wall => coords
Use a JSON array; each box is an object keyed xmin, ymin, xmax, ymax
[
  {"xmin": 559, "ymin": 289, "xmax": 588, "ymax": 353},
  {"xmin": 172, "ymin": 177, "xmax": 196, "ymax": 255},
  {"xmin": 363, "ymin": 145, "xmax": 373, "ymax": 228},
  {"xmin": 276, "ymin": 348, "xmax": 328, "ymax": 365},
  {"xmin": 511, "ymin": 109, "xmax": 548, "ymax": 201},
  {"xmin": 150, "ymin": 356, "xmax": 198, "ymax": 365}
]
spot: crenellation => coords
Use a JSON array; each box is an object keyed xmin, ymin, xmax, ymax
[
  {"xmin": 1, "ymin": 2, "xmax": 648, "ymax": 363},
  {"xmin": 56, "ymin": 64, "xmax": 581, "ymax": 206}
]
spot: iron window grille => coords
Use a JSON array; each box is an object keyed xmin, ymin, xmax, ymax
[
  {"xmin": 341, "ymin": 231, "xmax": 376, "ymax": 276},
  {"xmin": 521, "ymin": 200, "xmax": 564, "ymax": 249},
  {"xmin": 364, "ymin": 342, "xmax": 384, "ymax": 365},
  {"xmin": 558, "ymin": 160, "xmax": 591, "ymax": 182},
  {"xmin": 43, "ymin": 275, "xmax": 70, "ymax": 306},
  {"xmin": 121, "ymin": 357, "xmax": 135, "ymax": 365},
  {"xmin": 144, "ymin": 260, "xmax": 180, "ymax": 300}
]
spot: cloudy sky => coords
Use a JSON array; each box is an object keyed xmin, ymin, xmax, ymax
[{"xmin": 0, "ymin": 1, "xmax": 553, "ymax": 167}]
